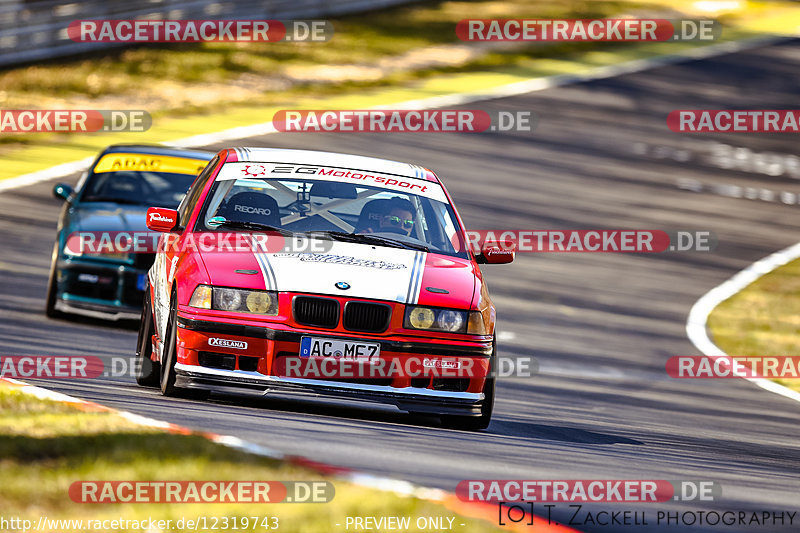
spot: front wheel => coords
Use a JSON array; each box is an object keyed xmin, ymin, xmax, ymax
[
  {"xmin": 135, "ymin": 287, "xmax": 160, "ymax": 387},
  {"xmin": 45, "ymin": 243, "xmax": 63, "ymax": 318},
  {"xmin": 440, "ymin": 336, "xmax": 496, "ymax": 431},
  {"xmin": 440, "ymin": 376, "xmax": 495, "ymax": 431},
  {"xmin": 159, "ymin": 293, "xmax": 180, "ymax": 396}
]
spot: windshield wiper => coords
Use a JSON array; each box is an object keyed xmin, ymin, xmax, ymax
[
  {"xmin": 216, "ymin": 220, "xmax": 294, "ymax": 236},
  {"xmin": 308, "ymin": 231, "xmax": 429, "ymax": 252}
]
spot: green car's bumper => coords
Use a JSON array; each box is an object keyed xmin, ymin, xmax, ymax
[{"xmin": 53, "ymin": 254, "xmax": 154, "ymax": 321}]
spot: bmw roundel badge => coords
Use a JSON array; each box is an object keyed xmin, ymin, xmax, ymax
[{"xmin": 335, "ymin": 281, "xmax": 351, "ymax": 290}]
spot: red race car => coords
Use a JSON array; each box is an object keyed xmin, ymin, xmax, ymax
[{"xmin": 135, "ymin": 147, "xmax": 513, "ymax": 430}]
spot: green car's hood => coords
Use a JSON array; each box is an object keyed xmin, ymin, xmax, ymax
[{"xmin": 65, "ymin": 202, "xmax": 150, "ymax": 234}]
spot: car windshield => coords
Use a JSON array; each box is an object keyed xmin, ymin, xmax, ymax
[
  {"xmin": 193, "ymin": 167, "xmax": 467, "ymax": 257},
  {"xmin": 80, "ymin": 171, "xmax": 197, "ymax": 207}
]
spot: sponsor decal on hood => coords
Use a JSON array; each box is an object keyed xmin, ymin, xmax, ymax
[
  {"xmin": 251, "ymin": 241, "xmax": 426, "ymax": 303},
  {"xmin": 271, "ymin": 253, "xmax": 406, "ymax": 270}
]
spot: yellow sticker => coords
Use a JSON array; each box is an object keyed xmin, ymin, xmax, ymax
[{"xmin": 93, "ymin": 153, "xmax": 208, "ymax": 175}]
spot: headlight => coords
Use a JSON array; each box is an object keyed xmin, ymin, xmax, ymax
[
  {"xmin": 189, "ymin": 285, "xmax": 212, "ymax": 309},
  {"xmin": 213, "ymin": 286, "xmax": 278, "ymax": 315},
  {"xmin": 404, "ymin": 306, "xmax": 468, "ymax": 333},
  {"xmin": 437, "ymin": 309, "xmax": 464, "ymax": 331},
  {"xmin": 467, "ymin": 311, "xmax": 489, "ymax": 335},
  {"xmin": 63, "ymin": 245, "xmax": 83, "ymax": 257},
  {"xmin": 245, "ymin": 291, "xmax": 272, "ymax": 314},
  {"xmin": 216, "ymin": 287, "xmax": 242, "ymax": 311},
  {"xmin": 408, "ymin": 307, "xmax": 435, "ymax": 329}
]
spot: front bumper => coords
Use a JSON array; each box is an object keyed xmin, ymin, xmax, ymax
[
  {"xmin": 175, "ymin": 314, "xmax": 492, "ymax": 416},
  {"xmin": 175, "ymin": 364, "xmax": 484, "ymax": 415},
  {"xmin": 54, "ymin": 256, "xmax": 151, "ymax": 320}
]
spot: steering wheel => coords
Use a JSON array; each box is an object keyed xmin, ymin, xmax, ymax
[{"xmin": 381, "ymin": 225, "xmax": 409, "ymax": 236}]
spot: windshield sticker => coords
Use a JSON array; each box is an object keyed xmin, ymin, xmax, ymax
[
  {"xmin": 93, "ymin": 153, "xmax": 208, "ymax": 175},
  {"xmin": 216, "ymin": 162, "xmax": 447, "ymax": 202}
]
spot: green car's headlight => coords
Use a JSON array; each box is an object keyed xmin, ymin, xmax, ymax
[
  {"xmin": 189, "ymin": 285, "xmax": 278, "ymax": 315},
  {"xmin": 404, "ymin": 306, "xmax": 469, "ymax": 333}
]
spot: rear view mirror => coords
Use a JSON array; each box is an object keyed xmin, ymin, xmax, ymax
[
  {"xmin": 146, "ymin": 207, "xmax": 179, "ymax": 233},
  {"xmin": 53, "ymin": 183, "xmax": 73, "ymax": 201},
  {"xmin": 477, "ymin": 244, "xmax": 515, "ymax": 264}
]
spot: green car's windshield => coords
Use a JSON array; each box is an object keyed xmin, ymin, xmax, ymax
[{"xmin": 80, "ymin": 171, "xmax": 197, "ymax": 207}]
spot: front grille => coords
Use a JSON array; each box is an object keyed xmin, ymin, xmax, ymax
[
  {"xmin": 293, "ymin": 296, "xmax": 339, "ymax": 328},
  {"xmin": 344, "ymin": 302, "xmax": 391, "ymax": 332},
  {"xmin": 68, "ymin": 269, "xmax": 117, "ymax": 301}
]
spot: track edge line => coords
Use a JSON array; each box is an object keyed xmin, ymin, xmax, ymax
[{"xmin": 685, "ymin": 242, "xmax": 800, "ymax": 404}]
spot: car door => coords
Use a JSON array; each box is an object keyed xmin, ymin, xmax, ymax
[{"xmin": 152, "ymin": 155, "xmax": 220, "ymax": 341}]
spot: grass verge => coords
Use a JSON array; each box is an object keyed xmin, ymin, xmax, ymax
[
  {"xmin": 707, "ymin": 258, "xmax": 800, "ymax": 393},
  {"xmin": 0, "ymin": 0, "xmax": 704, "ymax": 106},
  {"xmin": 0, "ymin": 385, "xmax": 503, "ymax": 532}
]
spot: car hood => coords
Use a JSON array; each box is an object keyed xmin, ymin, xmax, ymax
[
  {"xmin": 67, "ymin": 203, "xmax": 150, "ymax": 233},
  {"xmin": 199, "ymin": 240, "xmax": 477, "ymax": 306}
]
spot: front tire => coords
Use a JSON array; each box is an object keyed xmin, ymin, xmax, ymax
[
  {"xmin": 159, "ymin": 292, "xmax": 180, "ymax": 396},
  {"xmin": 45, "ymin": 243, "xmax": 63, "ymax": 318},
  {"xmin": 135, "ymin": 287, "xmax": 160, "ymax": 387},
  {"xmin": 440, "ymin": 336, "xmax": 496, "ymax": 431}
]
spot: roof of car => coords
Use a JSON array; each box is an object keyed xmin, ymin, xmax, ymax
[
  {"xmin": 228, "ymin": 147, "xmax": 437, "ymax": 181},
  {"xmin": 102, "ymin": 144, "xmax": 214, "ymax": 161}
]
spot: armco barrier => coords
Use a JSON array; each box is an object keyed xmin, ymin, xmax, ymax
[{"xmin": 0, "ymin": 0, "xmax": 416, "ymax": 67}]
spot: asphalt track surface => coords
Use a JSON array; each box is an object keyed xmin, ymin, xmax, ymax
[{"xmin": 4, "ymin": 39, "xmax": 800, "ymax": 532}]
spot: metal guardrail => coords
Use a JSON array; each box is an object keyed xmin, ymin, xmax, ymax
[{"xmin": 0, "ymin": 0, "xmax": 416, "ymax": 67}]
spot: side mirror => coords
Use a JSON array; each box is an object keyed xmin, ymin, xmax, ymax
[
  {"xmin": 477, "ymin": 244, "xmax": 515, "ymax": 264},
  {"xmin": 146, "ymin": 207, "xmax": 180, "ymax": 233},
  {"xmin": 53, "ymin": 183, "xmax": 73, "ymax": 201}
]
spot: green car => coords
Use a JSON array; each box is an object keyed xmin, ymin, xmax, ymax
[{"xmin": 46, "ymin": 144, "xmax": 213, "ymax": 321}]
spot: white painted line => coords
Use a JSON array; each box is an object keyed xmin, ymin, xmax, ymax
[
  {"xmin": 496, "ymin": 330, "xmax": 516, "ymax": 342},
  {"xmin": 169, "ymin": 122, "xmax": 279, "ymax": 149},
  {"xmin": 210, "ymin": 434, "xmax": 285, "ymax": 460},
  {"xmin": 117, "ymin": 410, "xmax": 180, "ymax": 431},
  {"xmin": 0, "ymin": 35, "xmax": 792, "ymax": 194},
  {"xmin": 1, "ymin": 376, "xmax": 88, "ymax": 403},
  {"xmin": 686, "ymin": 242, "xmax": 800, "ymax": 403}
]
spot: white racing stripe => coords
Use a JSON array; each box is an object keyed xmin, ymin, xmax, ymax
[
  {"xmin": 251, "ymin": 235, "xmax": 278, "ymax": 291},
  {"xmin": 686, "ymin": 242, "xmax": 800, "ymax": 403},
  {"xmin": 405, "ymin": 251, "xmax": 425, "ymax": 305}
]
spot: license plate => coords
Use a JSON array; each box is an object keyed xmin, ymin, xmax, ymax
[
  {"xmin": 300, "ymin": 337, "xmax": 380, "ymax": 361},
  {"xmin": 136, "ymin": 273, "xmax": 148, "ymax": 291}
]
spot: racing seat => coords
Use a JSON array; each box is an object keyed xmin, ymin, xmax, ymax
[
  {"xmin": 217, "ymin": 191, "xmax": 281, "ymax": 227},
  {"xmin": 354, "ymin": 199, "xmax": 390, "ymax": 233}
]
